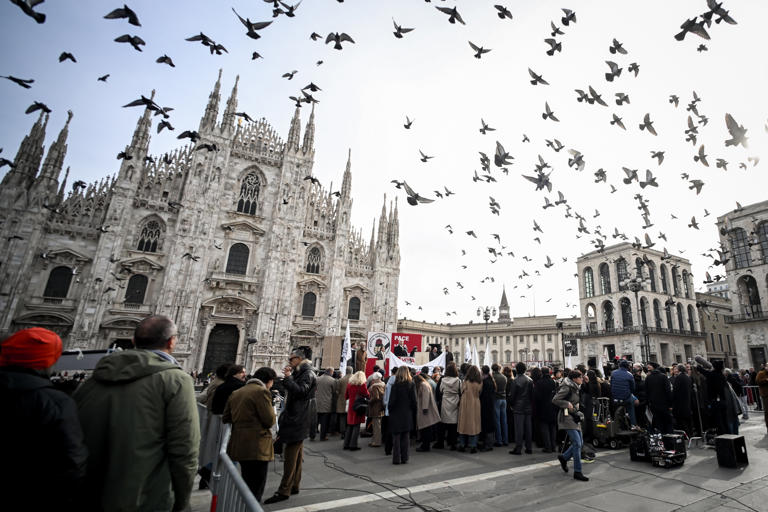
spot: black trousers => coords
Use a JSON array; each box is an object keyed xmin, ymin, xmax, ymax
[
  {"xmin": 513, "ymin": 413, "xmax": 532, "ymax": 451},
  {"xmin": 432, "ymin": 422, "xmax": 445, "ymax": 447},
  {"xmin": 344, "ymin": 424, "xmax": 361, "ymax": 448},
  {"xmin": 444, "ymin": 423, "xmax": 458, "ymax": 447},
  {"xmin": 240, "ymin": 460, "xmax": 269, "ymax": 502},
  {"xmin": 651, "ymin": 408, "xmax": 674, "ymax": 435},
  {"xmin": 392, "ymin": 431, "xmax": 409, "ymax": 463},
  {"xmin": 540, "ymin": 421, "xmax": 557, "ymax": 452},
  {"xmin": 419, "ymin": 426, "xmax": 432, "ymax": 450},
  {"xmin": 318, "ymin": 412, "xmax": 332, "ymax": 440}
]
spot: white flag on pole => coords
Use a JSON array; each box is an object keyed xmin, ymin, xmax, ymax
[
  {"xmin": 464, "ymin": 339, "xmax": 472, "ymax": 363},
  {"xmin": 482, "ymin": 338, "xmax": 490, "ymax": 367},
  {"xmin": 339, "ymin": 323, "xmax": 352, "ymax": 375},
  {"xmin": 472, "ymin": 343, "xmax": 480, "ymax": 368}
]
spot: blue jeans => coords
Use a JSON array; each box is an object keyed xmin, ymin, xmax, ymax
[
  {"xmin": 562, "ymin": 429, "xmax": 582, "ymax": 472},
  {"xmin": 494, "ymin": 399, "xmax": 508, "ymax": 444},
  {"xmin": 458, "ymin": 434, "xmax": 478, "ymax": 448},
  {"xmin": 618, "ymin": 397, "xmax": 637, "ymax": 426}
]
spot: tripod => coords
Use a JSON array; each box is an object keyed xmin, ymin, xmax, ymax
[{"xmin": 688, "ymin": 382, "xmax": 704, "ymax": 449}]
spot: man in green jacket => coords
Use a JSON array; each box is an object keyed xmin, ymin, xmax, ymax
[{"xmin": 74, "ymin": 315, "xmax": 200, "ymax": 511}]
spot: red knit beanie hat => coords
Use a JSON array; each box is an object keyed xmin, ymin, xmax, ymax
[{"xmin": 0, "ymin": 328, "xmax": 63, "ymax": 370}]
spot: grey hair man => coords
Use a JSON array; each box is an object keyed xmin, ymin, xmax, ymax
[{"xmin": 74, "ymin": 315, "xmax": 200, "ymax": 511}]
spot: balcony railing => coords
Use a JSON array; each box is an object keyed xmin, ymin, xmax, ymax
[
  {"xmin": 726, "ymin": 310, "xmax": 767, "ymax": 323},
  {"xmin": 27, "ymin": 296, "xmax": 76, "ymax": 309},
  {"xmin": 108, "ymin": 303, "xmax": 153, "ymax": 314},
  {"xmin": 565, "ymin": 325, "xmax": 705, "ymax": 339}
]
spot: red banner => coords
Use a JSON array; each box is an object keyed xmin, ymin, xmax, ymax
[{"xmin": 365, "ymin": 333, "xmax": 423, "ymax": 378}]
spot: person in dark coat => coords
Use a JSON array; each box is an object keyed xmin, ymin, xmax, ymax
[
  {"xmin": 265, "ymin": 351, "xmax": 317, "ymax": 505},
  {"xmin": 672, "ymin": 364, "xmax": 693, "ymax": 436},
  {"xmin": 479, "ymin": 365, "xmax": 497, "ymax": 451},
  {"xmin": 695, "ymin": 356, "xmax": 728, "ymax": 435},
  {"xmin": 0, "ymin": 328, "xmax": 88, "ymax": 510},
  {"xmin": 580, "ymin": 370, "xmax": 598, "ymax": 443},
  {"xmin": 644, "ymin": 363, "xmax": 673, "ymax": 434},
  {"xmin": 387, "ymin": 366, "xmax": 418, "ymax": 465},
  {"xmin": 632, "ymin": 364, "xmax": 648, "ymax": 428},
  {"xmin": 533, "ymin": 367, "xmax": 558, "ymax": 453},
  {"xmin": 211, "ymin": 364, "xmax": 246, "ymax": 414},
  {"xmin": 508, "ymin": 362, "xmax": 534, "ymax": 455}
]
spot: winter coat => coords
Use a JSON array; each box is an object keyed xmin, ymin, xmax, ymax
[
  {"xmin": 480, "ymin": 375, "xmax": 497, "ymax": 433},
  {"xmin": 278, "ymin": 360, "xmax": 317, "ymax": 443},
  {"xmin": 346, "ymin": 383, "xmax": 370, "ymax": 425},
  {"xmin": 552, "ymin": 378, "xmax": 581, "ymax": 431},
  {"xmin": 757, "ymin": 369, "xmax": 768, "ymax": 398},
  {"xmin": 211, "ymin": 376, "xmax": 245, "ymax": 414},
  {"xmin": 0, "ymin": 367, "xmax": 88, "ymax": 509},
  {"xmin": 458, "ymin": 380, "xmax": 482, "ymax": 436},
  {"xmin": 439, "ymin": 376, "xmax": 461, "ymax": 424},
  {"xmin": 508, "ymin": 373, "xmax": 534, "ymax": 415},
  {"xmin": 645, "ymin": 370, "xmax": 673, "ymax": 412},
  {"xmin": 315, "ymin": 373, "xmax": 336, "ymax": 413},
  {"xmin": 609, "ymin": 368, "xmax": 635, "ymax": 400},
  {"xmin": 492, "ymin": 371, "xmax": 507, "ymax": 400},
  {"xmin": 74, "ymin": 349, "xmax": 200, "ymax": 512},
  {"xmin": 727, "ymin": 373, "xmax": 744, "ymax": 396},
  {"xmin": 416, "ymin": 379, "xmax": 441, "ymax": 430},
  {"xmin": 388, "ymin": 381, "xmax": 418, "ymax": 433},
  {"xmin": 355, "ymin": 348, "xmax": 367, "ymax": 373},
  {"xmin": 369, "ymin": 381, "xmax": 386, "ymax": 418},
  {"xmin": 533, "ymin": 375, "xmax": 558, "ymax": 424},
  {"xmin": 672, "ymin": 373, "xmax": 693, "ymax": 419},
  {"xmin": 223, "ymin": 378, "xmax": 275, "ymax": 462},
  {"xmin": 335, "ymin": 374, "xmax": 351, "ymax": 413},
  {"xmin": 197, "ymin": 376, "xmax": 225, "ymax": 409}
]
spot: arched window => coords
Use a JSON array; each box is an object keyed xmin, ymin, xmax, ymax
[
  {"xmin": 671, "ymin": 267, "xmax": 680, "ymax": 296},
  {"xmin": 301, "ymin": 292, "xmax": 317, "ymax": 318},
  {"xmin": 225, "ymin": 243, "xmax": 249, "ymax": 275},
  {"xmin": 348, "ymin": 297, "xmax": 361, "ymax": 320},
  {"xmin": 599, "ymin": 263, "xmax": 611, "ymax": 295},
  {"xmin": 43, "ymin": 266, "xmax": 73, "ymax": 298},
  {"xmin": 682, "ymin": 270, "xmax": 691, "ymax": 298},
  {"xmin": 676, "ymin": 303, "xmax": 685, "ymax": 331},
  {"xmin": 137, "ymin": 219, "xmax": 162, "ymax": 253},
  {"xmin": 585, "ymin": 303, "xmax": 597, "ymax": 332},
  {"xmin": 620, "ymin": 297, "xmax": 633, "ymax": 327},
  {"xmin": 616, "ymin": 258, "xmax": 629, "ymax": 290},
  {"xmin": 687, "ymin": 305, "xmax": 696, "ymax": 332},
  {"xmin": 730, "ymin": 228, "xmax": 750, "ymax": 269},
  {"xmin": 758, "ymin": 222, "xmax": 768, "ymax": 264},
  {"xmin": 738, "ymin": 275, "xmax": 762, "ymax": 316},
  {"xmin": 125, "ymin": 275, "xmax": 148, "ymax": 304},
  {"xmin": 635, "ymin": 258, "xmax": 645, "ymax": 279},
  {"xmin": 305, "ymin": 247, "xmax": 322, "ymax": 274},
  {"xmin": 504, "ymin": 350, "xmax": 512, "ymax": 362},
  {"xmin": 660, "ymin": 264, "xmax": 669, "ymax": 294},
  {"xmin": 584, "ymin": 267, "xmax": 595, "ymax": 298},
  {"xmin": 603, "ymin": 301, "xmax": 615, "ymax": 330},
  {"xmin": 236, "ymin": 172, "xmax": 260, "ymax": 215},
  {"xmin": 665, "ymin": 300, "xmax": 674, "ymax": 329},
  {"xmin": 647, "ymin": 261, "xmax": 657, "ymax": 292},
  {"xmin": 653, "ymin": 299, "xmax": 662, "ymax": 328}
]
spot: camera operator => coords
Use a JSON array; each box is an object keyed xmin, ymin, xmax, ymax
[{"xmin": 645, "ymin": 362, "xmax": 673, "ymax": 434}]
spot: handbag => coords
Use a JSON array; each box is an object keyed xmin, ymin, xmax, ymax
[{"xmin": 353, "ymin": 394, "xmax": 369, "ymax": 414}]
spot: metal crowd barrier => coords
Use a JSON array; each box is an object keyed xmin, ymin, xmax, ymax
[{"xmin": 197, "ymin": 403, "xmax": 263, "ymax": 512}]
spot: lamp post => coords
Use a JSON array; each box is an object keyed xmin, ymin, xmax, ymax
[
  {"xmin": 620, "ymin": 269, "xmax": 651, "ymax": 363},
  {"xmin": 477, "ymin": 306, "xmax": 496, "ymax": 364},
  {"xmin": 557, "ymin": 321, "xmax": 565, "ymax": 367}
]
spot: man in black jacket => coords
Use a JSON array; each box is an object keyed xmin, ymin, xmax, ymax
[
  {"xmin": 533, "ymin": 367, "xmax": 558, "ymax": 453},
  {"xmin": 508, "ymin": 362, "xmax": 534, "ymax": 455},
  {"xmin": 672, "ymin": 364, "xmax": 693, "ymax": 435},
  {"xmin": 265, "ymin": 349, "xmax": 317, "ymax": 505},
  {"xmin": 210, "ymin": 364, "xmax": 246, "ymax": 414},
  {"xmin": 645, "ymin": 363, "xmax": 673, "ymax": 434},
  {"xmin": 0, "ymin": 328, "xmax": 88, "ymax": 510}
]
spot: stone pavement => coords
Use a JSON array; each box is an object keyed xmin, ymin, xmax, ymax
[{"xmin": 192, "ymin": 419, "xmax": 768, "ymax": 512}]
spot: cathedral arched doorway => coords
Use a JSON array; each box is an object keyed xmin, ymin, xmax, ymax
[{"xmin": 202, "ymin": 324, "xmax": 240, "ymax": 376}]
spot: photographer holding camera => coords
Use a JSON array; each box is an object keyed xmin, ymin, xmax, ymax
[{"xmin": 552, "ymin": 370, "xmax": 589, "ymax": 482}]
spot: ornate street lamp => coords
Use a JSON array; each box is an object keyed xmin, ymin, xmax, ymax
[
  {"xmin": 477, "ymin": 306, "xmax": 496, "ymax": 364},
  {"xmin": 620, "ymin": 268, "xmax": 651, "ymax": 363}
]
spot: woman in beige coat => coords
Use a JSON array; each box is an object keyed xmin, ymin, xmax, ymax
[
  {"xmin": 457, "ymin": 365, "xmax": 482, "ymax": 453},
  {"xmin": 438, "ymin": 362, "xmax": 462, "ymax": 450},
  {"xmin": 222, "ymin": 367, "xmax": 278, "ymax": 502},
  {"xmin": 415, "ymin": 373, "xmax": 441, "ymax": 451}
]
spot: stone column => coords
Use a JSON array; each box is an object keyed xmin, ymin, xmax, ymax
[{"xmin": 197, "ymin": 321, "xmax": 214, "ymax": 372}]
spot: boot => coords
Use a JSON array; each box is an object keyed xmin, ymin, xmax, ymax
[
  {"xmin": 557, "ymin": 454, "xmax": 568, "ymax": 473},
  {"xmin": 573, "ymin": 472, "xmax": 589, "ymax": 482}
]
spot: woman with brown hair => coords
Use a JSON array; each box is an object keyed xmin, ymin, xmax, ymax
[
  {"xmin": 344, "ymin": 371, "xmax": 369, "ymax": 451},
  {"xmin": 387, "ymin": 366, "xmax": 418, "ymax": 464},
  {"xmin": 414, "ymin": 373, "xmax": 440, "ymax": 451},
  {"xmin": 457, "ymin": 365, "xmax": 482, "ymax": 453}
]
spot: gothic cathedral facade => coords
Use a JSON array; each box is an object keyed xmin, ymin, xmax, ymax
[{"xmin": 0, "ymin": 70, "xmax": 400, "ymax": 372}]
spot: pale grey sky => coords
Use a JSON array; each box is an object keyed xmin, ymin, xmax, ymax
[{"xmin": 1, "ymin": 0, "xmax": 766, "ymax": 325}]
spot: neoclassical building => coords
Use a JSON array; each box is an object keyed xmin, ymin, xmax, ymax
[
  {"xmin": 566, "ymin": 242, "xmax": 707, "ymax": 366},
  {"xmin": 0, "ymin": 70, "xmax": 399, "ymax": 373},
  {"xmin": 716, "ymin": 199, "xmax": 768, "ymax": 369}
]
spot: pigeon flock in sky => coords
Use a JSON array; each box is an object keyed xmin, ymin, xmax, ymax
[{"xmin": 1, "ymin": 0, "xmax": 763, "ymax": 321}]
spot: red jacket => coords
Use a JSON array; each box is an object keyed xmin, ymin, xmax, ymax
[{"xmin": 346, "ymin": 383, "xmax": 370, "ymax": 425}]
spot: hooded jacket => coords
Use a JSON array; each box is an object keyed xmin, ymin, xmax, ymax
[
  {"xmin": 278, "ymin": 360, "xmax": 317, "ymax": 444},
  {"xmin": 0, "ymin": 367, "xmax": 88, "ymax": 509},
  {"xmin": 74, "ymin": 349, "xmax": 200, "ymax": 512},
  {"xmin": 552, "ymin": 378, "xmax": 581, "ymax": 431}
]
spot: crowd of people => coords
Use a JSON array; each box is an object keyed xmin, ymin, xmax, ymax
[{"xmin": 3, "ymin": 316, "xmax": 768, "ymax": 509}]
